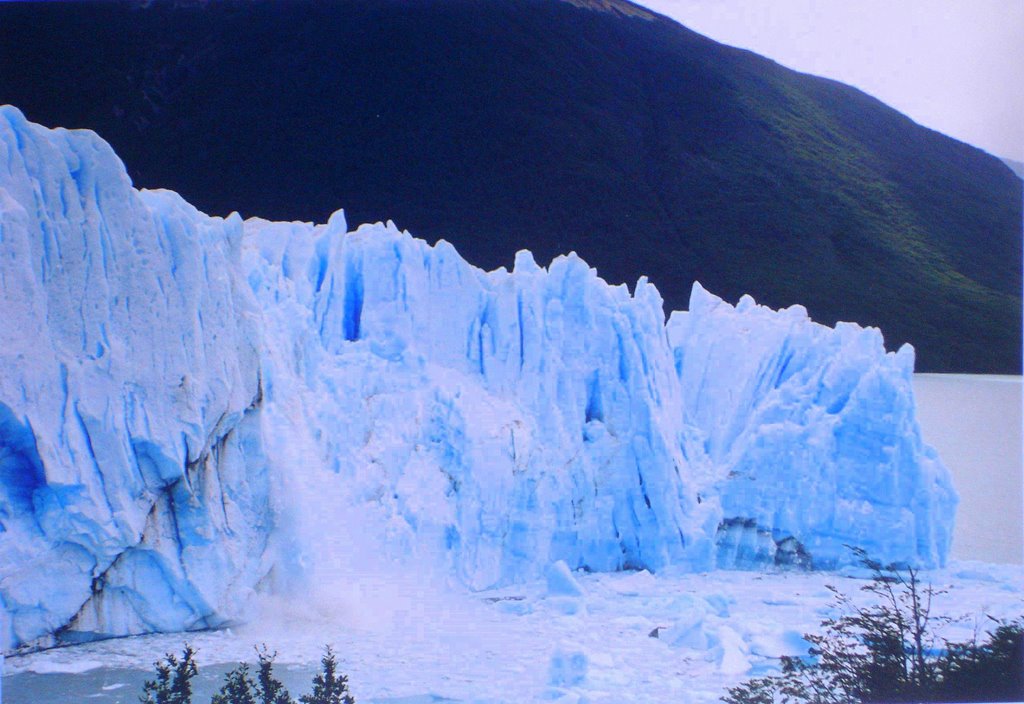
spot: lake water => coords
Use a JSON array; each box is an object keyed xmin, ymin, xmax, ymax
[
  {"xmin": 1, "ymin": 664, "xmax": 461, "ymax": 704},
  {"xmin": 913, "ymin": 374, "xmax": 1023, "ymax": 564}
]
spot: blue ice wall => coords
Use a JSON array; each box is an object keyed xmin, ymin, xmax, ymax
[{"xmin": 0, "ymin": 106, "xmax": 956, "ymax": 652}]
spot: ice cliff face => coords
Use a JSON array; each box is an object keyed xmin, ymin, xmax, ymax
[
  {"xmin": 0, "ymin": 107, "xmax": 270, "ymax": 651},
  {"xmin": 0, "ymin": 107, "xmax": 956, "ymax": 651}
]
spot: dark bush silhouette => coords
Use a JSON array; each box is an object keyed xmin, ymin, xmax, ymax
[
  {"xmin": 211, "ymin": 664, "xmax": 257, "ymax": 704},
  {"xmin": 210, "ymin": 645, "xmax": 297, "ymax": 704},
  {"xmin": 723, "ymin": 548, "xmax": 1024, "ymax": 703},
  {"xmin": 138, "ymin": 643, "xmax": 353, "ymax": 704},
  {"xmin": 935, "ymin": 619, "xmax": 1024, "ymax": 702},
  {"xmin": 299, "ymin": 646, "xmax": 355, "ymax": 704},
  {"xmin": 253, "ymin": 645, "xmax": 296, "ymax": 704},
  {"xmin": 139, "ymin": 644, "xmax": 199, "ymax": 704}
]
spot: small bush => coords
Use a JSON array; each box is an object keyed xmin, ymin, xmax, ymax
[
  {"xmin": 140, "ymin": 644, "xmax": 199, "ymax": 704},
  {"xmin": 211, "ymin": 663, "xmax": 257, "ymax": 704},
  {"xmin": 935, "ymin": 619, "xmax": 1024, "ymax": 702},
  {"xmin": 254, "ymin": 645, "xmax": 296, "ymax": 704},
  {"xmin": 299, "ymin": 646, "xmax": 355, "ymax": 704},
  {"xmin": 723, "ymin": 548, "xmax": 1024, "ymax": 704},
  {"xmin": 210, "ymin": 646, "xmax": 295, "ymax": 704}
]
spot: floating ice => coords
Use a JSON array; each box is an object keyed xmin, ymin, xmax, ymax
[
  {"xmin": 545, "ymin": 561, "xmax": 584, "ymax": 598},
  {"xmin": 660, "ymin": 596, "xmax": 708, "ymax": 650},
  {"xmin": 547, "ymin": 646, "xmax": 589, "ymax": 687},
  {"xmin": 0, "ymin": 106, "xmax": 956, "ymax": 651},
  {"xmin": 710, "ymin": 625, "xmax": 751, "ymax": 675}
]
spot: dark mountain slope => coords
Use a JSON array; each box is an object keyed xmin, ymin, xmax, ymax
[
  {"xmin": 1, "ymin": 0, "xmax": 1019, "ymax": 372},
  {"xmin": 1003, "ymin": 158, "xmax": 1024, "ymax": 180}
]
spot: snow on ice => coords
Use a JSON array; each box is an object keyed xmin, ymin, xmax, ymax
[{"xmin": 0, "ymin": 106, "xmax": 956, "ymax": 652}]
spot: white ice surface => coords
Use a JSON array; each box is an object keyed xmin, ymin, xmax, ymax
[{"xmin": 5, "ymin": 561, "xmax": 1021, "ymax": 703}]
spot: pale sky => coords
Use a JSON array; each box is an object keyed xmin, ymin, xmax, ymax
[{"xmin": 639, "ymin": 0, "xmax": 1024, "ymax": 162}]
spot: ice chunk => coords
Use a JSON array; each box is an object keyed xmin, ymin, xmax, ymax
[
  {"xmin": 607, "ymin": 569, "xmax": 657, "ymax": 596},
  {"xmin": 748, "ymin": 629, "xmax": 811, "ymax": 659},
  {"xmin": 545, "ymin": 561, "xmax": 584, "ymax": 597},
  {"xmin": 548, "ymin": 646, "xmax": 589, "ymax": 687},
  {"xmin": 660, "ymin": 596, "xmax": 708, "ymax": 649},
  {"xmin": 547, "ymin": 597, "xmax": 587, "ymax": 616},
  {"xmin": 711, "ymin": 625, "xmax": 751, "ymax": 674}
]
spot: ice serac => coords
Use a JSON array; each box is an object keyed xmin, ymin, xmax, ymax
[
  {"xmin": 668, "ymin": 286, "xmax": 955, "ymax": 569},
  {"xmin": 0, "ymin": 107, "xmax": 956, "ymax": 651},
  {"xmin": 0, "ymin": 106, "xmax": 272, "ymax": 651},
  {"xmin": 246, "ymin": 216, "xmax": 713, "ymax": 591}
]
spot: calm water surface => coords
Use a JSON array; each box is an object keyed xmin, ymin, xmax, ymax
[{"xmin": 2, "ymin": 664, "xmax": 460, "ymax": 704}]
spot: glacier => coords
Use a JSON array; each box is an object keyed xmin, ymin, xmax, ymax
[{"xmin": 0, "ymin": 105, "xmax": 956, "ymax": 652}]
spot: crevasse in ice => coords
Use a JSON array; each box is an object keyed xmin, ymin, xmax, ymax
[{"xmin": 0, "ymin": 107, "xmax": 956, "ymax": 651}]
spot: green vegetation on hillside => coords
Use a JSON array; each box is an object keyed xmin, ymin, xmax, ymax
[{"xmin": 1, "ymin": 0, "xmax": 1019, "ymax": 371}]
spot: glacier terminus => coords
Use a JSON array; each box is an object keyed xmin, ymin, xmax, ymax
[{"xmin": 0, "ymin": 106, "xmax": 956, "ymax": 653}]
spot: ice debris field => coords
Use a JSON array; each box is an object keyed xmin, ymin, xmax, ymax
[
  {"xmin": 0, "ymin": 106, "xmax": 1017, "ymax": 702},
  {"xmin": 5, "ymin": 561, "xmax": 1021, "ymax": 704}
]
